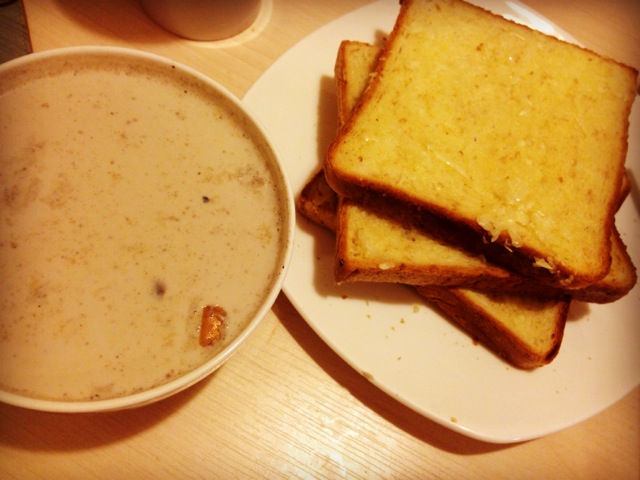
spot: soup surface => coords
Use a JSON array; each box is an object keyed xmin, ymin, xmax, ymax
[{"xmin": 0, "ymin": 52, "xmax": 288, "ymax": 402}]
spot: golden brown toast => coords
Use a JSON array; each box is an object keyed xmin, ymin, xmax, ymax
[
  {"xmin": 325, "ymin": 0, "xmax": 638, "ymax": 289},
  {"xmin": 302, "ymin": 39, "xmax": 637, "ymax": 303}
]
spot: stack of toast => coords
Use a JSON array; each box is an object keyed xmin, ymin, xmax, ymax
[{"xmin": 296, "ymin": 0, "xmax": 638, "ymax": 369}]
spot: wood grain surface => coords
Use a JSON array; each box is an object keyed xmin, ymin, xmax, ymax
[{"xmin": 1, "ymin": 1, "xmax": 638, "ymax": 478}]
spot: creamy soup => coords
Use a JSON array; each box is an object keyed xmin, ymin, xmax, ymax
[{"xmin": 0, "ymin": 52, "xmax": 289, "ymax": 402}]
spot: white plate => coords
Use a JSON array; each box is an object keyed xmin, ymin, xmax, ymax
[{"xmin": 244, "ymin": 0, "xmax": 640, "ymax": 443}]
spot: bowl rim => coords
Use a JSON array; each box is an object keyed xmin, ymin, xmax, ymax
[{"xmin": 0, "ymin": 45, "xmax": 296, "ymax": 413}]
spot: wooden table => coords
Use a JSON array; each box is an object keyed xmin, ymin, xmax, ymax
[{"xmin": 1, "ymin": 1, "xmax": 639, "ymax": 478}]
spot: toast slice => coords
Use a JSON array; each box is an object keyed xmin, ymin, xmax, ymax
[
  {"xmin": 415, "ymin": 286, "xmax": 568, "ymax": 369},
  {"xmin": 325, "ymin": 0, "xmax": 638, "ymax": 289},
  {"xmin": 308, "ymin": 39, "xmax": 636, "ymax": 303}
]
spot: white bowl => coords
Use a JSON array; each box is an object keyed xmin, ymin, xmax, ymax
[{"xmin": 0, "ymin": 46, "xmax": 294, "ymax": 412}]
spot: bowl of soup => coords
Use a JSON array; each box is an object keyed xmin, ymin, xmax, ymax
[{"xmin": 0, "ymin": 46, "xmax": 294, "ymax": 412}]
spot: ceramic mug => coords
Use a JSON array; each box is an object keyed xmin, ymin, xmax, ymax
[{"xmin": 140, "ymin": 0, "xmax": 262, "ymax": 41}]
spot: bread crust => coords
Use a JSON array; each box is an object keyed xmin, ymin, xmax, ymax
[{"xmin": 416, "ymin": 286, "xmax": 569, "ymax": 369}]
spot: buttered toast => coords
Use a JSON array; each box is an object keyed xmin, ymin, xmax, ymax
[
  {"xmin": 300, "ymin": 40, "xmax": 636, "ymax": 303},
  {"xmin": 325, "ymin": 0, "xmax": 638, "ymax": 289}
]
